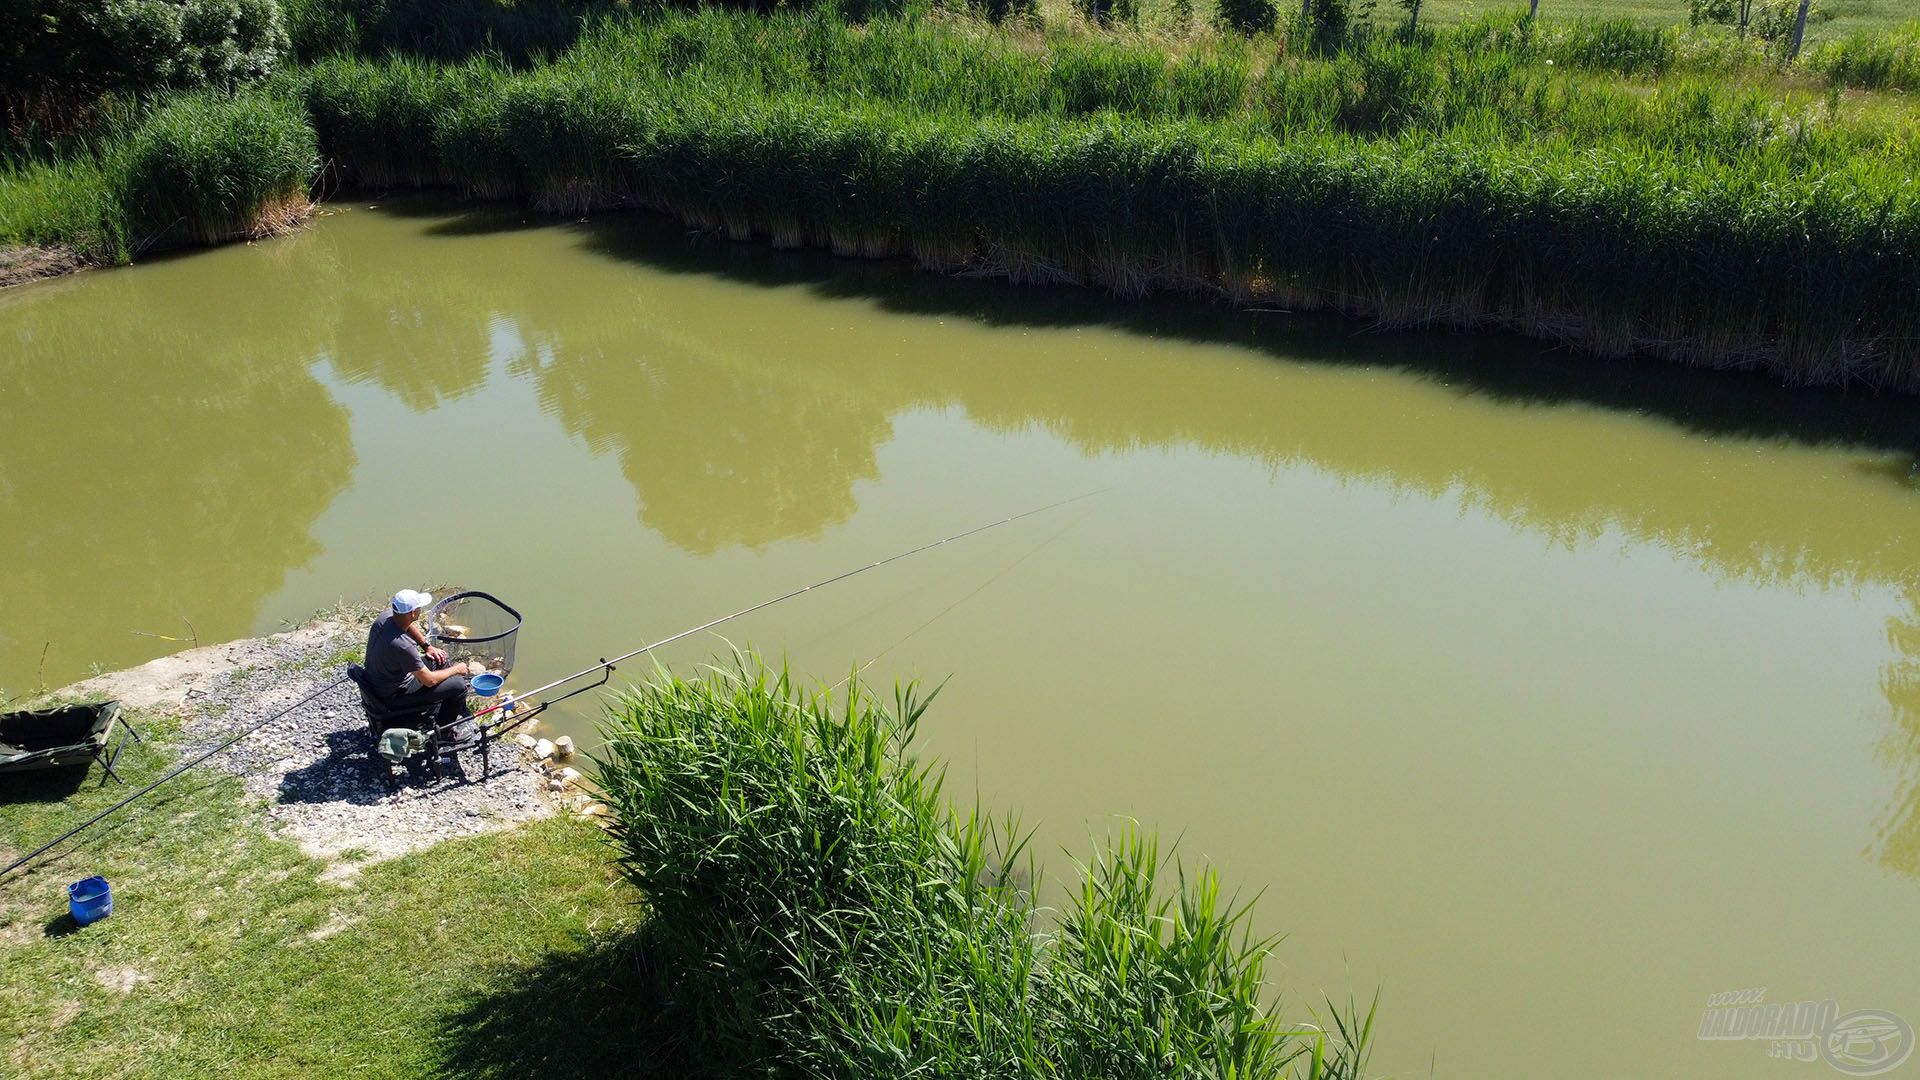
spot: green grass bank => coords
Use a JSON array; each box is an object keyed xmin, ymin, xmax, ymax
[{"xmin": 0, "ymin": 708, "xmax": 646, "ymax": 1078}]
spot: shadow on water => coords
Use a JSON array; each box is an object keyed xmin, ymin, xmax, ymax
[
  {"xmin": 458, "ymin": 199, "xmax": 1920, "ymax": 883},
  {"xmin": 388, "ymin": 195, "xmax": 556, "ymax": 237},
  {"xmin": 543, "ymin": 203, "xmax": 1920, "ymax": 460},
  {"xmin": 341, "ymin": 196, "xmax": 1920, "ymax": 579},
  {"xmin": 431, "ymin": 929, "xmax": 713, "ymax": 1080}
]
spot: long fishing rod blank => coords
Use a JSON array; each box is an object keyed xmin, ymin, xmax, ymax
[
  {"xmin": 1, "ymin": 489, "xmax": 1102, "ymax": 879},
  {"xmin": 469, "ymin": 488, "xmax": 1104, "ymax": 722}
]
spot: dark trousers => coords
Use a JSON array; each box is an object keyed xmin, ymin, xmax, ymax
[{"xmin": 392, "ymin": 671, "xmax": 469, "ymax": 730}]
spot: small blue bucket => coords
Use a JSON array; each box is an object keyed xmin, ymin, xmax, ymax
[
  {"xmin": 470, "ymin": 672, "xmax": 504, "ymax": 696},
  {"xmin": 68, "ymin": 876, "xmax": 112, "ymax": 926}
]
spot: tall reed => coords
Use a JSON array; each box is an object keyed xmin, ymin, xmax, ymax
[
  {"xmin": 109, "ymin": 91, "xmax": 319, "ymax": 251},
  {"xmin": 594, "ymin": 655, "xmax": 1372, "ymax": 1078},
  {"xmin": 284, "ymin": 0, "xmax": 627, "ymax": 63},
  {"xmin": 2, "ymin": 90, "xmax": 318, "ymax": 267},
  {"xmin": 0, "ymin": 156, "xmax": 120, "ymax": 261},
  {"xmin": 302, "ymin": 55, "xmax": 506, "ymax": 188},
  {"xmin": 288, "ymin": 19, "xmax": 1920, "ymax": 386}
]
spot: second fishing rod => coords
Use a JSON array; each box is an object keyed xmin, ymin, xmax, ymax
[{"xmin": 468, "ymin": 489, "xmax": 1105, "ymax": 725}]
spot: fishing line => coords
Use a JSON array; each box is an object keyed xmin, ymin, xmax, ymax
[
  {"xmin": 827, "ymin": 520, "xmax": 1077, "ymax": 695},
  {"xmin": 507, "ymin": 506, "xmax": 1089, "ymax": 763},
  {"xmin": 467, "ymin": 488, "xmax": 1107, "ymax": 725},
  {"xmin": 787, "ymin": 520, "xmax": 1049, "ymax": 658}
]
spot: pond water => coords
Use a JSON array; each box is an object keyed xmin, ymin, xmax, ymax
[{"xmin": 5, "ymin": 200, "xmax": 1920, "ymax": 1078}]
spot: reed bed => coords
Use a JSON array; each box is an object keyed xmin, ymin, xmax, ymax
[
  {"xmin": 302, "ymin": 55, "xmax": 505, "ymax": 188},
  {"xmin": 594, "ymin": 656, "xmax": 1372, "ymax": 1078},
  {"xmin": 8, "ymin": 7, "xmax": 1920, "ymax": 384},
  {"xmin": 112, "ymin": 92, "xmax": 319, "ymax": 250},
  {"xmin": 533, "ymin": 10, "xmax": 1912, "ymax": 173},
  {"xmin": 281, "ymin": 13, "xmax": 1920, "ymax": 386},
  {"xmin": 1, "ymin": 91, "xmax": 318, "ymax": 267}
]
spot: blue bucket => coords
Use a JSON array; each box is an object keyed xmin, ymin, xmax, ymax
[
  {"xmin": 68, "ymin": 876, "xmax": 111, "ymax": 926},
  {"xmin": 470, "ymin": 672, "xmax": 504, "ymax": 696}
]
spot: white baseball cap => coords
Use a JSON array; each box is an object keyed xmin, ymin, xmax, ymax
[{"xmin": 392, "ymin": 588, "xmax": 434, "ymax": 615}]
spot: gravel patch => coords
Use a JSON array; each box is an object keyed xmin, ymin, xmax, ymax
[{"xmin": 169, "ymin": 620, "xmax": 555, "ymax": 877}]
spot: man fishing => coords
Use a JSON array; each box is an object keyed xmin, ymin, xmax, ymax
[{"xmin": 365, "ymin": 589, "xmax": 482, "ymax": 729}]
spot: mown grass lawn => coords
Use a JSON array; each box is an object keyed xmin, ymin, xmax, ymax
[{"xmin": 0, "ymin": 709, "xmax": 658, "ymax": 1079}]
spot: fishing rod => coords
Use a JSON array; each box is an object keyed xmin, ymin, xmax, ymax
[
  {"xmin": 469, "ymin": 489, "xmax": 1105, "ymax": 724},
  {"xmin": 2, "ymin": 491, "xmax": 1100, "ymax": 879},
  {"xmin": 561, "ymin": 517, "xmax": 1082, "ymax": 764},
  {"xmin": 0, "ymin": 677, "xmax": 346, "ymax": 880}
]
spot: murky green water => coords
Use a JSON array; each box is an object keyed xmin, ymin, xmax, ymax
[{"xmin": 6, "ymin": 200, "xmax": 1920, "ymax": 1077}]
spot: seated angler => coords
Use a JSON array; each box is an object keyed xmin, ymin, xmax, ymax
[{"xmin": 365, "ymin": 589, "xmax": 483, "ymax": 730}]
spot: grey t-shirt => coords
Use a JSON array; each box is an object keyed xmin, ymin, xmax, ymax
[{"xmin": 365, "ymin": 613, "xmax": 425, "ymax": 698}]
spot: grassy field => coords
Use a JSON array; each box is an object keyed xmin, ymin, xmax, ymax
[
  {"xmin": 1045, "ymin": 0, "xmax": 1914, "ymax": 45},
  {"xmin": 1415, "ymin": 0, "xmax": 1911, "ymax": 38},
  {"xmin": 0, "ymin": 710, "xmax": 653, "ymax": 1079}
]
